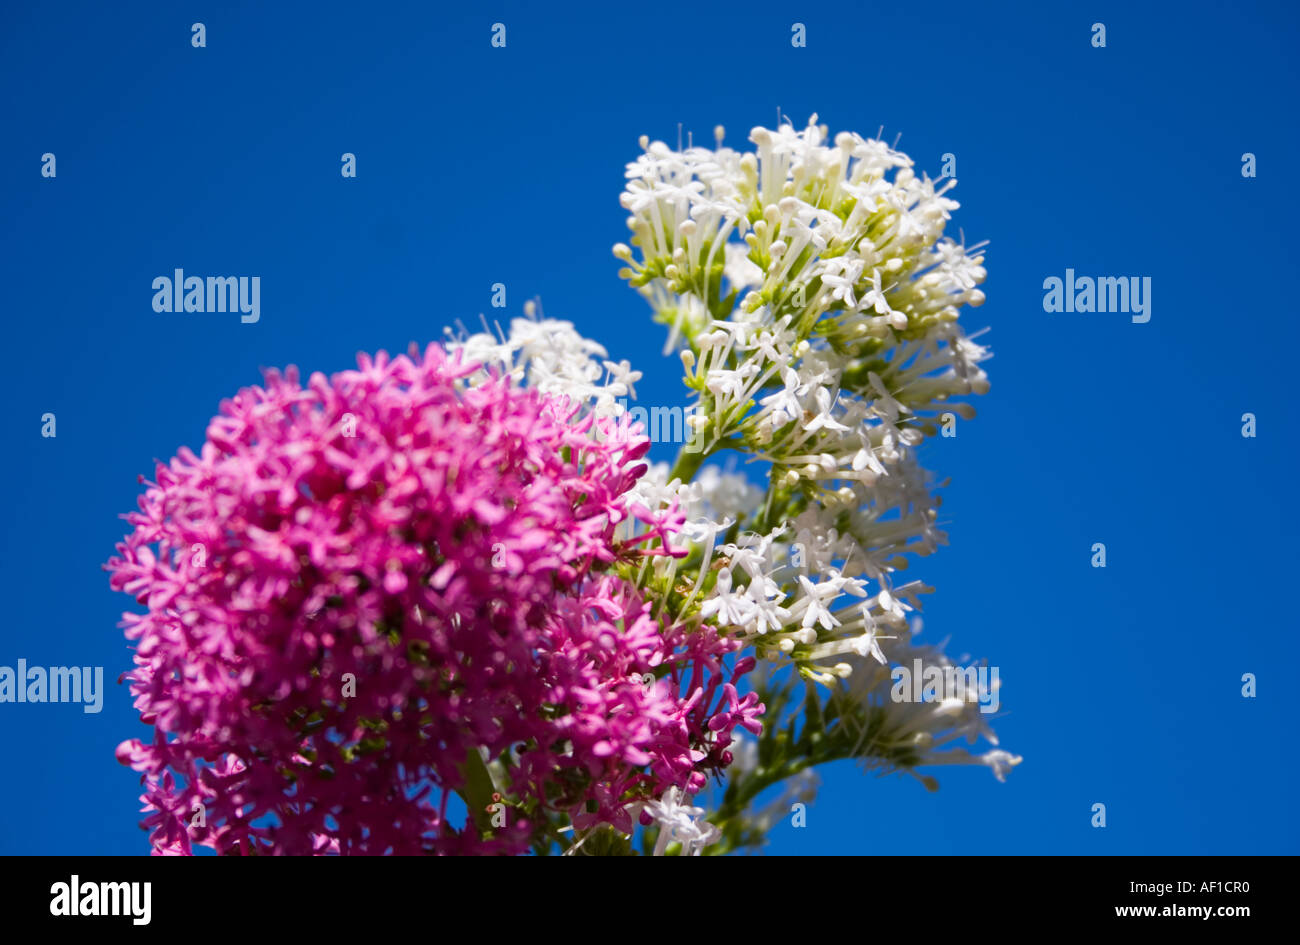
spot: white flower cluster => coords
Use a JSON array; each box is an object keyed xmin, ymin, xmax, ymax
[
  {"xmin": 832, "ymin": 620, "xmax": 1020, "ymax": 786},
  {"xmin": 642, "ymin": 787, "xmax": 721, "ymax": 856},
  {"xmin": 614, "ymin": 116, "xmax": 1015, "ymax": 782},
  {"xmin": 448, "ymin": 303, "xmax": 642, "ymax": 419},
  {"xmin": 616, "ymin": 115, "xmax": 990, "ymax": 481},
  {"xmin": 617, "ymin": 116, "xmax": 987, "ymax": 345}
]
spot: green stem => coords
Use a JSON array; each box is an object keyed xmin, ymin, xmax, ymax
[{"xmin": 668, "ymin": 446, "xmax": 706, "ymax": 484}]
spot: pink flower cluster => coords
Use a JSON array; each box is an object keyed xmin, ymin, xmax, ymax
[
  {"xmin": 108, "ymin": 345, "xmax": 761, "ymax": 854},
  {"xmin": 521, "ymin": 576, "xmax": 762, "ymax": 836}
]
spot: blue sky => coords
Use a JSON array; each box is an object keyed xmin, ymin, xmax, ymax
[{"xmin": 1, "ymin": 0, "xmax": 1297, "ymax": 854}]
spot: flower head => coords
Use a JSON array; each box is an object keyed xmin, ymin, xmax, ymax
[{"xmin": 108, "ymin": 342, "xmax": 745, "ymax": 854}]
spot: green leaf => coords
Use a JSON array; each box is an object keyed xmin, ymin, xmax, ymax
[{"xmin": 459, "ymin": 747, "xmax": 500, "ymax": 835}]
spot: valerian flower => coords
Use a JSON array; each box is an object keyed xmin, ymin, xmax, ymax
[
  {"xmin": 109, "ymin": 342, "xmax": 759, "ymax": 855},
  {"xmin": 613, "ymin": 116, "xmax": 1018, "ymax": 852}
]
